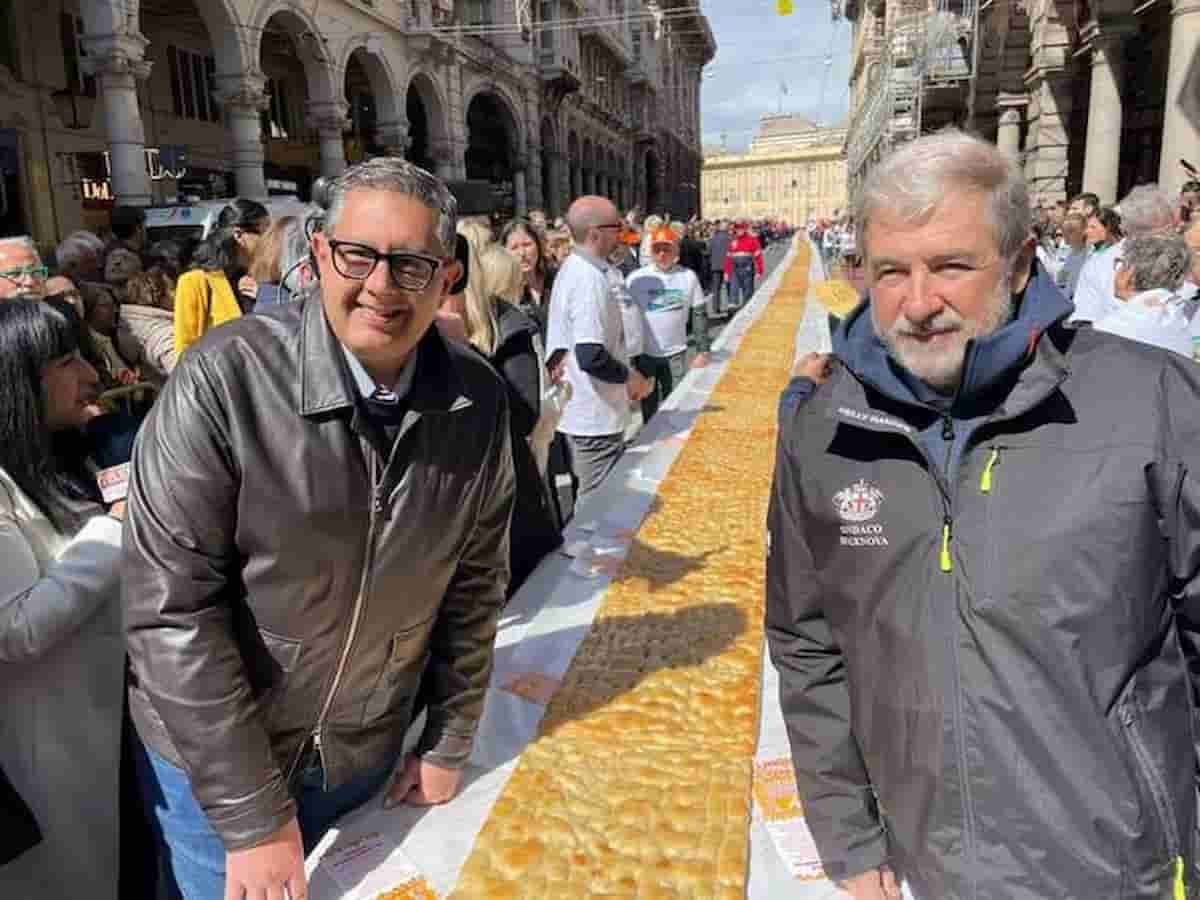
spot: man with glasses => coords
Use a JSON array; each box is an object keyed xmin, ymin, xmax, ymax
[
  {"xmin": 123, "ymin": 157, "xmax": 515, "ymax": 900},
  {"xmin": 547, "ymin": 195, "xmax": 653, "ymax": 501},
  {"xmin": 0, "ymin": 236, "xmax": 48, "ymax": 300}
]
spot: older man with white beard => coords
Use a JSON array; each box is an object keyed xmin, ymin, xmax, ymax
[{"xmin": 767, "ymin": 129, "xmax": 1200, "ymax": 900}]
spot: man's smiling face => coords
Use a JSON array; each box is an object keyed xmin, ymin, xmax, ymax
[{"xmin": 314, "ymin": 189, "xmax": 455, "ymax": 383}]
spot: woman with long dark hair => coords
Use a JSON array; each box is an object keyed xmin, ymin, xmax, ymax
[
  {"xmin": 0, "ymin": 298, "xmax": 129, "ymax": 899},
  {"xmin": 501, "ymin": 218, "xmax": 556, "ymax": 338},
  {"xmin": 174, "ymin": 198, "xmax": 268, "ymax": 354}
]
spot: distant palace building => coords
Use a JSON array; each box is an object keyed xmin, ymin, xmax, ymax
[{"xmin": 701, "ymin": 114, "xmax": 848, "ymax": 224}]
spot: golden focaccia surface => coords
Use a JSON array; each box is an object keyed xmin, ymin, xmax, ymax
[{"xmin": 451, "ymin": 241, "xmax": 814, "ymax": 900}]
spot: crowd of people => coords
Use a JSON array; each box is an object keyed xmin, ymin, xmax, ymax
[
  {"xmin": 0, "ymin": 157, "xmax": 790, "ymax": 899},
  {"xmin": 1026, "ymin": 186, "xmax": 1200, "ymax": 359}
]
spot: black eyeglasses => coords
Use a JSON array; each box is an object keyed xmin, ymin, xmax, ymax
[
  {"xmin": 594, "ymin": 223, "xmax": 623, "ymax": 231},
  {"xmin": 328, "ymin": 239, "xmax": 446, "ymax": 292}
]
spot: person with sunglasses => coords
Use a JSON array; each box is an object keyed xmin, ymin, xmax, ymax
[
  {"xmin": 123, "ymin": 157, "xmax": 514, "ymax": 900},
  {"xmin": 172, "ymin": 198, "xmax": 269, "ymax": 355},
  {"xmin": 0, "ymin": 237, "xmax": 47, "ymax": 300}
]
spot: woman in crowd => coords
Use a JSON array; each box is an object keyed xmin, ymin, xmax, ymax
[
  {"xmin": 454, "ymin": 244, "xmax": 561, "ymax": 596},
  {"xmin": 1086, "ymin": 207, "xmax": 1122, "ymax": 252},
  {"xmin": 248, "ymin": 215, "xmax": 298, "ymax": 308},
  {"xmin": 80, "ymin": 282, "xmax": 138, "ymax": 388},
  {"xmin": 501, "ymin": 218, "xmax": 556, "ymax": 337},
  {"xmin": 0, "ymin": 298, "xmax": 127, "ymax": 899},
  {"xmin": 119, "ymin": 269, "xmax": 177, "ymax": 385},
  {"xmin": 174, "ymin": 198, "xmax": 268, "ymax": 355}
]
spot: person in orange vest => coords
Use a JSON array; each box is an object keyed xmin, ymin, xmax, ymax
[{"xmin": 723, "ymin": 220, "xmax": 764, "ymax": 311}]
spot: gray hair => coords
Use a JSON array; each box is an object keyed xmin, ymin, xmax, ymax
[
  {"xmin": 56, "ymin": 230, "xmax": 103, "ymax": 273},
  {"xmin": 854, "ymin": 128, "xmax": 1031, "ymax": 262},
  {"xmin": 325, "ymin": 157, "xmax": 457, "ymax": 254},
  {"xmin": 1115, "ymin": 184, "xmax": 1175, "ymax": 238},
  {"xmin": 0, "ymin": 235, "xmax": 39, "ymax": 259},
  {"xmin": 1122, "ymin": 234, "xmax": 1192, "ymax": 293}
]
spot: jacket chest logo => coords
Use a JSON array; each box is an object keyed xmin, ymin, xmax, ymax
[{"xmin": 833, "ymin": 479, "xmax": 890, "ymax": 547}]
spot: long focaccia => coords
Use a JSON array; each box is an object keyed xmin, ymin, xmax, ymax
[{"xmin": 449, "ymin": 241, "xmax": 814, "ymax": 899}]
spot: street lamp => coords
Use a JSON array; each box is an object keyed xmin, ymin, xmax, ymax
[{"xmin": 51, "ymin": 88, "xmax": 96, "ymax": 131}]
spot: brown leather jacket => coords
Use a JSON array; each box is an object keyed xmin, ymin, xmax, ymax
[{"xmin": 123, "ymin": 296, "xmax": 514, "ymax": 850}]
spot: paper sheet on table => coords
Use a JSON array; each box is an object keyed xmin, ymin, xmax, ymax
[
  {"xmin": 312, "ymin": 828, "xmax": 437, "ymax": 899},
  {"xmin": 753, "ymin": 758, "xmax": 826, "ymax": 881}
]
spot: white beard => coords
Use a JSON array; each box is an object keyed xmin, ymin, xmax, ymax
[{"xmin": 871, "ymin": 271, "xmax": 1015, "ymax": 394}]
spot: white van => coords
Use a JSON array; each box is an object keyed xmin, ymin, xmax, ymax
[{"xmin": 143, "ymin": 198, "xmax": 316, "ymax": 246}]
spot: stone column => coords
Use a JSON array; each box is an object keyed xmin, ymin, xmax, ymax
[
  {"xmin": 375, "ymin": 118, "xmax": 411, "ymax": 159},
  {"xmin": 82, "ymin": 32, "xmax": 153, "ymax": 206},
  {"xmin": 1159, "ymin": 1, "xmax": 1200, "ymax": 194},
  {"xmin": 571, "ymin": 164, "xmax": 582, "ymax": 199},
  {"xmin": 214, "ymin": 73, "xmax": 269, "ymax": 201},
  {"xmin": 996, "ymin": 93, "xmax": 1026, "ymax": 160},
  {"xmin": 308, "ymin": 100, "xmax": 349, "ymax": 178},
  {"xmin": 1081, "ymin": 29, "xmax": 1128, "ymax": 204},
  {"xmin": 430, "ymin": 140, "xmax": 457, "ymax": 181},
  {"xmin": 513, "ymin": 155, "xmax": 529, "ymax": 215}
]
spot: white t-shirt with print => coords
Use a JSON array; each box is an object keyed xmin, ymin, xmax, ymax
[
  {"xmin": 546, "ymin": 251, "xmax": 630, "ymax": 437},
  {"xmin": 625, "ymin": 263, "xmax": 706, "ymax": 358}
]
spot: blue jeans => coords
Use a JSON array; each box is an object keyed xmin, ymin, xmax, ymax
[{"xmin": 135, "ymin": 737, "xmax": 398, "ymax": 899}]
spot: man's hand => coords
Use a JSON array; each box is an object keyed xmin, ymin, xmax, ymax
[
  {"xmin": 224, "ymin": 817, "xmax": 307, "ymax": 900},
  {"xmin": 384, "ymin": 754, "xmax": 464, "ymax": 808},
  {"xmin": 237, "ymin": 275, "xmax": 258, "ymax": 298},
  {"xmin": 838, "ymin": 866, "xmax": 902, "ymax": 900},
  {"xmin": 626, "ymin": 369, "xmax": 653, "ymax": 402},
  {"xmin": 690, "ymin": 352, "xmax": 711, "ymax": 369},
  {"xmin": 792, "ymin": 351, "xmax": 833, "ymax": 383}
]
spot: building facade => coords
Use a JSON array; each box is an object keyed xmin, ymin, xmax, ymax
[
  {"xmin": 836, "ymin": 0, "xmax": 1200, "ymax": 205},
  {"xmin": 0, "ymin": 0, "xmax": 714, "ymax": 247},
  {"xmin": 701, "ymin": 114, "xmax": 848, "ymax": 224}
]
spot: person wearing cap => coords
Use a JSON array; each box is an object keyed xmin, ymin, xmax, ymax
[
  {"xmin": 626, "ymin": 226, "xmax": 710, "ymax": 424},
  {"xmin": 724, "ymin": 220, "xmax": 764, "ymax": 312}
]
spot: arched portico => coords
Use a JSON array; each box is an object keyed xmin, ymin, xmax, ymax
[
  {"xmin": 465, "ymin": 90, "xmax": 525, "ymax": 215},
  {"xmin": 406, "ymin": 72, "xmax": 451, "ymax": 178},
  {"xmin": 338, "ymin": 39, "xmax": 405, "ymax": 159}
]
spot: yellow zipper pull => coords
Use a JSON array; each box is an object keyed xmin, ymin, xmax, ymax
[
  {"xmin": 980, "ymin": 447, "xmax": 999, "ymax": 494},
  {"xmin": 940, "ymin": 518, "xmax": 953, "ymax": 573},
  {"xmin": 1173, "ymin": 855, "xmax": 1185, "ymax": 900}
]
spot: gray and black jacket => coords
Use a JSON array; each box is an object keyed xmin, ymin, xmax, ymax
[{"xmin": 767, "ymin": 269, "xmax": 1200, "ymax": 898}]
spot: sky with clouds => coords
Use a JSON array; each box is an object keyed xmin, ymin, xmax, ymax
[{"xmin": 699, "ymin": 0, "xmax": 852, "ymax": 153}]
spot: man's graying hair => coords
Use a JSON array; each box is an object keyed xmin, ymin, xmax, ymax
[
  {"xmin": 854, "ymin": 128, "xmax": 1031, "ymax": 261},
  {"xmin": 1115, "ymin": 184, "xmax": 1175, "ymax": 237},
  {"xmin": 1122, "ymin": 234, "xmax": 1191, "ymax": 293},
  {"xmin": 325, "ymin": 157, "xmax": 458, "ymax": 253}
]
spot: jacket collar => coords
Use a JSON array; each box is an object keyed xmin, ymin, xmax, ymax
[
  {"xmin": 298, "ymin": 295, "xmax": 473, "ymax": 418},
  {"xmin": 827, "ymin": 263, "xmax": 1074, "ymax": 435}
]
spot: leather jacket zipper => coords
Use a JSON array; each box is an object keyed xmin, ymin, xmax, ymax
[{"xmin": 307, "ymin": 447, "xmax": 387, "ymax": 788}]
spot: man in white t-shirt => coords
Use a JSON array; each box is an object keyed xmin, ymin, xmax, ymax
[
  {"xmin": 546, "ymin": 196, "xmax": 653, "ymax": 499},
  {"xmin": 626, "ymin": 226, "xmax": 710, "ymax": 423}
]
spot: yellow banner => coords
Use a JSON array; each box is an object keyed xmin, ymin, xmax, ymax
[{"xmin": 777, "ymin": 0, "xmax": 794, "ymax": 14}]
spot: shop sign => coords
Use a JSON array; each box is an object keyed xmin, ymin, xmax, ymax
[{"xmin": 78, "ymin": 147, "xmax": 190, "ymax": 201}]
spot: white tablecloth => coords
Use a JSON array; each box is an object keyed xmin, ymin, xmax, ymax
[{"xmin": 308, "ymin": 239, "xmax": 852, "ymax": 899}]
